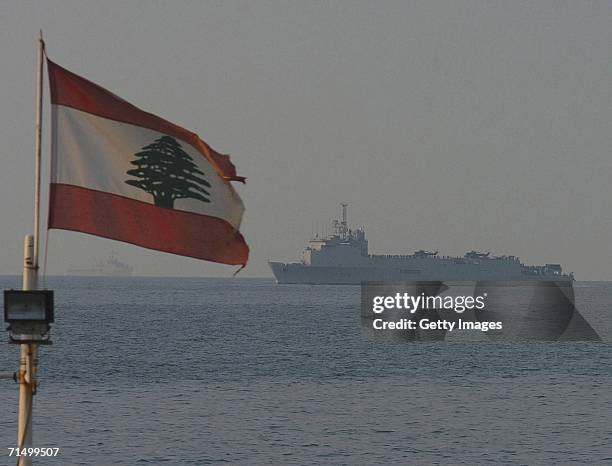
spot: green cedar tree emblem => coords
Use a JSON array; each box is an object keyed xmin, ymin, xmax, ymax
[{"xmin": 125, "ymin": 135, "xmax": 211, "ymax": 209}]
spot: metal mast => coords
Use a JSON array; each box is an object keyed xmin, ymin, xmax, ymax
[{"xmin": 340, "ymin": 203, "xmax": 348, "ymax": 239}]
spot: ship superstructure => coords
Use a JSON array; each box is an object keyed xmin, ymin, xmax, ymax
[{"xmin": 269, "ymin": 204, "xmax": 572, "ymax": 285}]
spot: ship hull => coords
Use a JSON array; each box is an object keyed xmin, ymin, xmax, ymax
[{"xmin": 268, "ymin": 262, "xmax": 573, "ymax": 285}]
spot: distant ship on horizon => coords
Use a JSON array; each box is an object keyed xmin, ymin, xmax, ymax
[
  {"xmin": 66, "ymin": 250, "xmax": 133, "ymax": 276},
  {"xmin": 269, "ymin": 204, "xmax": 573, "ymax": 285}
]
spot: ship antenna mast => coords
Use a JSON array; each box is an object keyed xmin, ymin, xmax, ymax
[{"xmin": 341, "ymin": 203, "xmax": 348, "ymax": 239}]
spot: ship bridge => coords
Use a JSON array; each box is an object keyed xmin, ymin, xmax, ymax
[{"xmin": 302, "ymin": 204, "xmax": 368, "ymax": 266}]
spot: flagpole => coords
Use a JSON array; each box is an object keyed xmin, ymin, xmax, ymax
[
  {"xmin": 33, "ymin": 29, "xmax": 44, "ymax": 278},
  {"xmin": 16, "ymin": 31, "xmax": 45, "ymax": 466}
]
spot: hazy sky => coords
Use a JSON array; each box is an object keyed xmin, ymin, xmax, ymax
[{"xmin": 0, "ymin": 1, "xmax": 610, "ymax": 279}]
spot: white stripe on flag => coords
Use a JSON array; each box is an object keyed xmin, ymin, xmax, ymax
[{"xmin": 51, "ymin": 105, "xmax": 244, "ymax": 229}]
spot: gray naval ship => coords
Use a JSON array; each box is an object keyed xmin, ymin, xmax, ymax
[
  {"xmin": 66, "ymin": 250, "xmax": 133, "ymax": 277},
  {"xmin": 269, "ymin": 204, "xmax": 573, "ymax": 285}
]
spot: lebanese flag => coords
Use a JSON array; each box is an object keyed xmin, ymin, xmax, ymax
[{"xmin": 46, "ymin": 59, "xmax": 249, "ymax": 266}]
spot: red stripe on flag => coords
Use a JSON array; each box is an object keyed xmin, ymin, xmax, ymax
[
  {"xmin": 48, "ymin": 184, "xmax": 249, "ymax": 266},
  {"xmin": 46, "ymin": 59, "xmax": 245, "ymax": 183}
]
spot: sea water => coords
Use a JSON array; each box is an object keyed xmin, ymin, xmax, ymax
[{"xmin": 0, "ymin": 277, "xmax": 611, "ymax": 465}]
